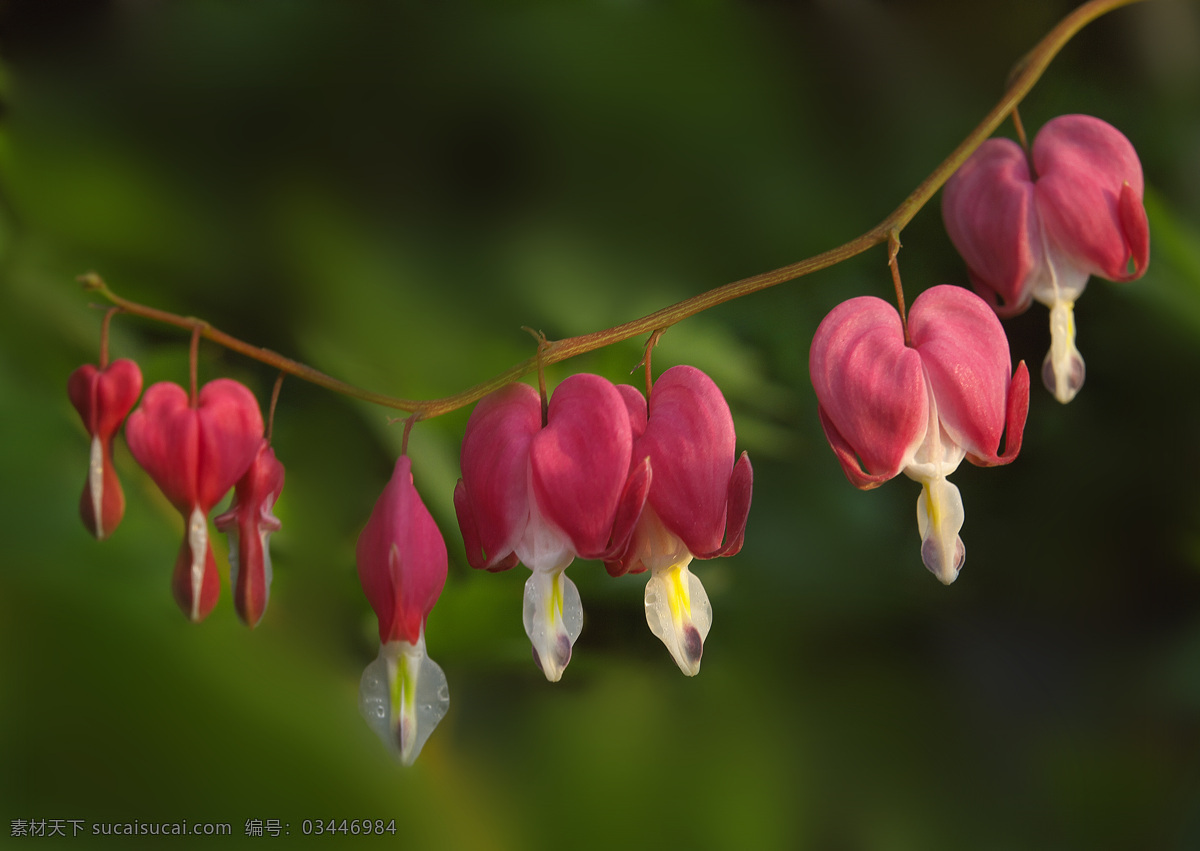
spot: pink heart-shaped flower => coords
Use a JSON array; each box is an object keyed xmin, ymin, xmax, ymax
[
  {"xmin": 809, "ymin": 295, "xmax": 928, "ymax": 488},
  {"xmin": 125, "ymin": 378, "xmax": 264, "ymax": 514},
  {"xmin": 529, "ymin": 373, "xmax": 636, "ymax": 559},
  {"xmin": 67, "ymin": 358, "xmax": 144, "ymax": 540}
]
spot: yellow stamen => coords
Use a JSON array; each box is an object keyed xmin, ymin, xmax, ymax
[
  {"xmin": 922, "ymin": 482, "xmax": 939, "ymax": 531},
  {"xmin": 666, "ymin": 562, "xmax": 692, "ymax": 623},
  {"xmin": 548, "ymin": 571, "xmax": 564, "ymax": 621},
  {"xmin": 388, "ymin": 650, "xmax": 419, "ymax": 761}
]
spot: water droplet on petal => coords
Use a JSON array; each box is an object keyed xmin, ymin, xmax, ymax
[{"xmin": 359, "ymin": 636, "xmax": 449, "ymax": 765}]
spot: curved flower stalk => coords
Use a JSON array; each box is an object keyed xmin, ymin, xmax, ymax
[
  {"xmin": 810, "ymin": 285, "xmax": 1029, "ymax": 584},
  {"xmin": 942, "ymin": 114, "xmax": 1149, "ymax": 403},
  {"xmin": 214, "ymin": 440, "xmax": 286, "ymax": 628},
  {"xmin": 124, "ymin": 379, "xmax": 264, "ymax": 621},
  {"xmin": 454, "ymin": 374, "xmax": 650, "ymax": 681},
  {"xmin": 356, "ymin": 455, "xmax": 449, "ymax": 766},
  {"xmin": 67, "ymin": 359, "xmax": 143, "ymax": 540},
  {"xmin": 606, "ymin": 366, "xmax": 752, "ymax": 676}
]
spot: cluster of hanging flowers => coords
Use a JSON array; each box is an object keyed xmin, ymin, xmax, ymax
[
  {"xmin": 453, "ymin": 367, "xmax": 751, "ymax": 681},
  {"xmin": 810, "ymin": 113, "xmax": 1147, "ymax": 581},
  {"xmin": 68, "ymin": 318, "xmax": 285, "ymax": 627},
  {"xmin": 941, "ymin": 114, "xmax": 1149, "ymax": 403},
  {"xmin": 69, "ymin": 110, "xmax": 1147, "ymax": 765},
  {"xmin": 354, "ymin": 366, "xmax": 754, "ymax": 762},
  {"xmin": 69, "ymin": 311, "xmax": 753, "ymax": 764}
]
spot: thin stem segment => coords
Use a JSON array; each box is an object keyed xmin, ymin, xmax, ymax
[
  {"xmin": 888, "ymin": 232, "xmax": 910, "ymax": 346},
  {"xmin": 98, "ymin": 307, "xmax": 120, "ymax": 368}
]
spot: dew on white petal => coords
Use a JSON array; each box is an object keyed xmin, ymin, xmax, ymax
[
  {"xmin": 359, "ymin": 657, "xmax": 391, "ymax": 732},
  {"xmin": 644, "ymin": 562, "xmax": 712, "ymax": 676},
  {"xmin": 359, "ymin": 638, "xmax": 449, "ymax": 766},
  {"xmin": 522, "ymin": 569, "xmax": 582, "ymax": 682}
]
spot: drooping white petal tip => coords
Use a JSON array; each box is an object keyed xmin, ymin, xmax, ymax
[
  {"xmin": 359, "ymin": 637, "xmax": 449, "ymax": 766},
  {"xmin": 645, "ymin": 560, "xmax": 712, "ymax": 676},
  {"xmin": 185, "ymin": 506, "xmax": 209, "ymax": 621},
  {"xmin": 1043, "ymin": 300, "xmax": 1086, "ymax": 404},
  {"xmin": 522, "ymin": 569, "xmax": 583, "ymax": 682},
  {"xmin": 916, "ymin": 477, "xmax": 966, "ymax": 585}
]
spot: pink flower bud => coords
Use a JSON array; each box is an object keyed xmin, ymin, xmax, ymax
[
  {"xmin": 356, "ymin": 456, "xmax": 447, "ymax": 647},
  {"xmin": 355, "ymin": 455, "xmax": 449, "ymax": 766},
  {"xmin": 125, "ymin": 379, "xmax": 264, "ymax": 621},
  {"xmin": 942, "ymin": 114, "xmax": 1149, "ymax": 402},
  {"xmin": 453, "ymin": 374, "xmax": 650, "ymax": 681},
  {"xmin": 214, "ymin": 440, "xmax": 285, "ymax": 628},
  {"xmin": 810, "ymin": 285, "xmax": 1029, "ymax": 584},
  {"xmin": 67, "ymin": 358, "xmax": 143, "ymax": 540},
  {"xmin": 606, "ymin": 365, "xmax": 752, "ymax": 676}
]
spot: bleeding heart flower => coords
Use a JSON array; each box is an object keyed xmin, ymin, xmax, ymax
[
  {"xmin": 606, "ymin": 366, "xmax": 752, "ymax": 676},
  {"xmin": 942, "ymin": 114, "xmax": 1149, "ymax": 403},
  {"xmin": 67, "ymin": 358, "xmax": 143, "ymax": 540},
  {"xmin": 214, "ymin": 440, "xmax": 285, "ymax": 628},
  {"xmin": 356, "ymin": 455, "xmax": 449, "ymax": 766},
  {"xmin": 124, "ymin": 379, "xmax": 264, "ymax": 621},
  {"xmin": 809, "ymin": 285, "xmax": 1029, "ymax": 584},
  {"xmin": 454, "ymin": 374, "xmax": 650, "ymax": 681}
]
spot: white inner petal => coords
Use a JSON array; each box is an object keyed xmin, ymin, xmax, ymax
[
  {"xmin": 902, "ymin": 379, "xmax": 965, "ymax": 485},
  {"xmin": 359, "ymin": 634, "xmax": 449, "ymax": 766},
  {"xmin": 522, "ymin": 568, "xmax": 582, "ymax": 682},
  {"xmin": 623, "ymin": 504, "xmax": 690, "ymax": 573},
  {"xmin": 1031, "ymin": 223, "xmax": 1090, "ymax": 309},
  {"xmin": 186, "ymin": 506, "xmax": 209, "ymax": 621},
  {"xmin": 1031, "ymin": 225, "xmax": 1089, "ymax": 404},
  {"xmin": 514, "ymin": 479, "xmax": 575, "ymax": 573},
  {"xmin": 644, "ymin": 558, "xmax": 712, "ymax": 677},
  {"xmin": 915, "ymin": 476, "xmax": 966, "ymax": 585},
  {"xmin": 87, "ymin": 435, "xmax": 106, "ymax": 538},
  {"xmin": 1042, "ymin": 299, "xmax": 1086, "ymax": 404}
]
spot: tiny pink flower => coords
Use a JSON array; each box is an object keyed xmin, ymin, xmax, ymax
[
  {"xmin": 214, "ymin": 440, "xmax": 285, "ymax": 628},
  {"xmin": 606, "ymin": 366, "xmax": 752, "ymax": 675},
  {"xmin": 356, "ymin": 455, "xmax": 449, "ymax": 766},
  {"xmin": 124, "ymin": 379, "xmax": 264, "ymax": 621},
  {"xmin": 942, "ymin": 114, "xmax": 1149, "ymax": 402},
  {"xmin": 67, "ymin": 358, "xmax": 143, "ymax": 540},
  {"xmin": 454, "ymin": 374, "xmax": 650, "ymax": 681},
  {"xmin": 810, "ymin": 285, "xmax": 1029, "ymax": 583}
]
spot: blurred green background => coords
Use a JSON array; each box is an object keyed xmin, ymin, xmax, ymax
[{"xmin": 3, "ymin": 0, "xmax": 1200, "ymax": 848}]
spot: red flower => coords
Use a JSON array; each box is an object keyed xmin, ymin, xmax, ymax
[
  {"xmin": 67, "ymin": 359, "xmax": 143, "ymax": 540},
  {"xmin": 943, "ymin": 114, "xmax": 1148, "ymax": 402},
  {"xmin": 454, "ymin": 375, "xmax": 650, "ymax": 681},
  {"xmin": 810, "ymin": 286, "xmax": 1028, "ymax": 583},
  {"xmin": 125, "ymin": 379, "xmax": 264, "ymax": 621},
  {"xmin": 607, "ymin": 366, "xmax": 752, "ymax": 675}
]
